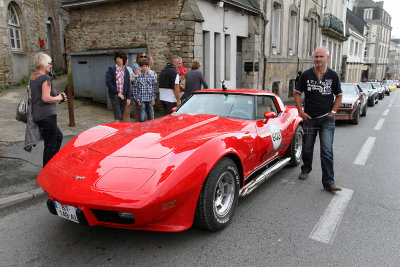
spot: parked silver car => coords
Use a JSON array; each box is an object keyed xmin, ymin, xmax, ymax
[
  {"xmin": 357, "ymin": 82, "xmax": 378, "ymax": 106},
  {"xmin": 371, "ymin": 82, "xmax": 385, "ymax": 99}
]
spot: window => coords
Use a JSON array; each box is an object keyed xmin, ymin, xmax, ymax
[
  {"xmin": 308, "ymin": 17, "xmax": 318, "ymax": 56},
  {"xmin": 288, "ymin": 11, "xmax": 297, "ymax": 56},
  {"xmin": 350, "ymin": 40, "xmax": 354, "ymax": 55},
  {"xmin": 256, "ymin": 96, "xmax": 278, "ymax": 120},
  {"xmin": 7, "ymin": 4, "xmax": 21, "ymax": 51},
  {"xmin": 355, "ymin": 42, "xmax": 359, "ymax": 57},
  {"xmin": 272, "ymin": 3, "xmax": 281, "ymax": 54},
  {"xmin": 224, "ymin": 34, "xmax": 231, "ymax": 80},
  {"xmin": 363, "ymin": 9, "xmax": 372, "ymax": 20}
]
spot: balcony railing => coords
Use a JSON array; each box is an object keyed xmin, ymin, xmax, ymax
[{"xmin": 322, "ymin": 13, "xmax": 350, "ymax": 39}]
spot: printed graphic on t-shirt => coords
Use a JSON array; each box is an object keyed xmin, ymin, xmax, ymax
[{"xmin": 306, "ymin": 79, "xmax": 333, "ymax": 95}]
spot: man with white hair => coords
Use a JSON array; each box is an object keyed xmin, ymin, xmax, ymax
[
  {"xmin": 158, "ymin": 55, "xmax": 182, "ymax": 114},
  {"xmin": 294, "ymin": 47, "xmax": 343, "ymax": 192}
]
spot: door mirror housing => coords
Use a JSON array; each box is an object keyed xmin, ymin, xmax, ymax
[{"xmin": 263, "ymin": 111, "xmax": 276, "ymax": 123}]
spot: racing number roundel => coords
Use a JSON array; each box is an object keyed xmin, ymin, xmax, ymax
[{"xmin": 270, "ymin": 124, "xmax": 282, "ymax": 150}]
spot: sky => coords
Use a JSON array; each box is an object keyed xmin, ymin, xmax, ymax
[{"xmin": 382, "ymin": 0, "xmax": 400, "ymax": 38}]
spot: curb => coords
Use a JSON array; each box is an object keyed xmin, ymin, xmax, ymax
[{"xmin": 0, "ymin": 187, "xmax": 45, "ymax": 210}]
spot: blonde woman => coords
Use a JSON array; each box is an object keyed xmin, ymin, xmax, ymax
[
  {"xmin": 30, "ymin": 52, "xmax": 67, "ymax": 167},
  {"xmin": 182, "ymin": 59, "xmax": 208, "ymax": 100}
]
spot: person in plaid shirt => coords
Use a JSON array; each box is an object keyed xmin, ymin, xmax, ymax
[
  {"xmin": 133, "ymin": 59, "xmax": 157, "ymax": 122},
  {"xmin": 106, "ymin": 50, "xmax": 132, "ymax": 122}
]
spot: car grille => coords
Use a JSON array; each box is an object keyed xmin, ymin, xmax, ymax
[{"xmin": 91, "ymin": 209, "xmax": 135, "ymax": 224}]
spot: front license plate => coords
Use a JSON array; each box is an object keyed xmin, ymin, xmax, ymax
[{"xmin": 53, "ymin": 200, "xmax": 79, "ymax": 223}]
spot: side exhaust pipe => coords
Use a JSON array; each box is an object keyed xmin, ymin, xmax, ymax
[{"xmin": 239, "ymin": 158, "xmax": 290, "ymax": 197}]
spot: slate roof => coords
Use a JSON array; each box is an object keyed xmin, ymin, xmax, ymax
[
  {"xmin": 346, "ymin": 8, "xmax": 366, "ymax": 36},
  {"xmin": 224, "ymin": 0, "xmax": 262, "ymax": 14},
  {"xmin": 63, "ymin": 0, "xmax": 263, "ymax": 14}
]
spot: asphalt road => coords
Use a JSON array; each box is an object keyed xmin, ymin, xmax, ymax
[{"xmin": 1, "ymin": 91, "xmax": 400, "ymax": 266}]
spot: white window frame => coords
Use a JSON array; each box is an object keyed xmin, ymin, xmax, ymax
[
  {"xmin": 288, "ymin": 12, "xmax": 297, "ymax": 56},
  {"xmin": 363, "ymin": 9, "xmax": 372, "ymax": 20},
  {"xmin": 7, "ymin": 4, "xmax": 22, "ymax": 51},
  {"xmin": 272, "ymin": 3, "xmax": 281, "ymax": 55}
]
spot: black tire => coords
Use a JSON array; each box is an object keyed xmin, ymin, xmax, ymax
[
  {"xmin": 361, "ymin": 104, "xmax": 367, "ymax": 117},
  {"xmin": 194, "ymin": 158, "xmax": 240, "ymax": 231},
  {"xmin": 369, "ymin": 97, "xmax": 375, "ymax": 107},
  {"xmin": 286, "ymin": 125, "xmax": 303, "ymax": 166},
  {"xmin": 351, "ymin": 106, "xmax": 360, "ymax": 125}
]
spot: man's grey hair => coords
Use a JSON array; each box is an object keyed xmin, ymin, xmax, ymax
[
  {"xmin": 314, "ymin": 46, "xmax": 330, "ymax": 56},
  {"xmin": 171, "ymin": 55, "xmax": 182, "ymax": 63}
]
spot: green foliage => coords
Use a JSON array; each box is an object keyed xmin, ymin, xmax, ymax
[{"xmin": 21, "ymin": 75, "xmax": 29, "ymax": 85}]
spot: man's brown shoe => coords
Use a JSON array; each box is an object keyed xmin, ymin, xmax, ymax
[
  {"xmin": 299, "ymin": 171, "xmax": 308, "ymax": 180},
  {"xmin": 324, "ymin": 184, "xmax": 342, "ymax": 192}
]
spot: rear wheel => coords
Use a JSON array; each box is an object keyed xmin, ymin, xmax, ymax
[
  {"xmin": 194, "ymin": 158, "xmax": 240, "ymax": 231},
  {"xmin": 286, "ymin": 125, "xmax": 303, "ymax": 166},
  {"xmin": 351, "ymin": 106, "xmax": 360, "ymax": 125}
]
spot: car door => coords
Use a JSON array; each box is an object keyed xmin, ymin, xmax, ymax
[
  {"xmin": 255, "ymin": 95, "xmax": 291, "ymax": 166},
  {"xmin": 357, "ymin": 85, "xmax": 368, "ymax": 109}
]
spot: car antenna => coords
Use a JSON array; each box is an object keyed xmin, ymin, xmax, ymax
[{"xmin": 221, "ymin": 80, "xmax": 227, "ymax": 91}]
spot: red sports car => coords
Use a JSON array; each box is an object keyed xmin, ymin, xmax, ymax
[{"xmin": 37, "ymin": 89, "xmax": 303, "ymax": 232}]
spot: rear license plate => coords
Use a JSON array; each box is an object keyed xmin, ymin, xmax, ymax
[{"xmin": 53, "ymin": 200, "xmax": 79, "ymax": 223}]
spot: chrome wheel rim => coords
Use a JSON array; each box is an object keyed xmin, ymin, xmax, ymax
[
  {"xmin": 213, "ymin": 171, "xmax": 235, "ymax": 217},
  {"xmin": 294, "ymin": 130, "xmax": 303, "ymax": 160}
]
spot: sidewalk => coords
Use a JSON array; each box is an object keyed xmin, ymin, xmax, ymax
[{"xmin": 0, "ymin": 74, "xmax": 115, "ymax": 209}]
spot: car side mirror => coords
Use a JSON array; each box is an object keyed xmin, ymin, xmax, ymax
[
  {"xmin": 263, "ymin": 111, "xmax": 276, "ymax": 123},
  {"xmin": 171, "ymin": 106, "xmax": 178, "ymax": 112}
]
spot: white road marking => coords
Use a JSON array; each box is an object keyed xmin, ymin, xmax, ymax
[
  {"xmin": 309, "ymin": 188, "xmax": 353, "ymax": 244},
  {"xmin": 388, "ymin": 103, "xmax": 392, "ymax": 108},
  {"xmin": 353, "ymin": 137, "xmax": 376, "ymax": 165},
  {"xmin": 382, "ymin": 109, "xmax": 390, "ymax": 116},
  {"xmin": 374, "ymin": 118, "xmax": 385, "ymax": 130}
]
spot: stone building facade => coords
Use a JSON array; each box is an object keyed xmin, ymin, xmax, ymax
[
  {"xmin": 264, "ymin": 0, "xmax": 323, "ymax": 102},
  {"xmin": 320, "ymin": 0, "xmax": 349, "ymax": 79},
  {"xmin": 387, "ymin": 40, "xmax": 400, "ymax": 80},
  {"xmin": 343, "ymin": 8, "xmax": 366, "ymax": 83},
  {"xmin": 0, "ymin": 0, "xmax": 68, "ymax": 88},
  {"xmin": 62, "ymin": 0, "xmax": 265, "ymax": 95},
  {"xmin": 353, "ymin": 0, "xmax": 391, "ymax": 80}
]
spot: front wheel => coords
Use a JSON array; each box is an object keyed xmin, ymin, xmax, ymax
[
  {"xmin": 361, "ymin": 104, "xmax": 367, "ymax": 117},
  {"xmin": 286, "ymin": 125, "xmax": 303, "ymax": 166},
  {"xmin": 351, "ymin": 106, "xmax": 360, "ymax": 125},
  {"xmin": 194, "ymin": 158, "xmax": 240, "ymax": 231}
]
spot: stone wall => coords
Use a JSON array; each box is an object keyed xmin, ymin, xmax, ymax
[
  {"xmin": 65, "ymin": 0, "xmax": 197, "ymax": 73},
  {"xmin": 0, "ymin": 0, "xmax": 68, "ymax": 88}
]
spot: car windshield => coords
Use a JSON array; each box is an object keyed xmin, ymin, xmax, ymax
[
  {"xmin": 175, "ymin": 93, "xmax": 255, "ymax": 120},
  {"xmin": 341, "ymin": 84, "xmax": 358, "ymax": 95},
  {"xmin": 372, "ymin": 82, "xmax": 380, "ymax": 88},
  {"xmin": 358, "ymin": 82, "xmax": 372, "ymax": 90}
]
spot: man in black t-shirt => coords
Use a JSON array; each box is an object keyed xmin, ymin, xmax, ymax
[{"xmin": 294, "ymin": 47, "xmax": 343, "ymax": 192}]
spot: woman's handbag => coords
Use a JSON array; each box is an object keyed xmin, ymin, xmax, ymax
[{"xmin": 16, "ymin": 88, "xmax": 29, "ymax": 123}]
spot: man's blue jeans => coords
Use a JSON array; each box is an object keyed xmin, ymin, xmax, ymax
[
  {"xmin": 138, "ymin": 101, "xmax": 154, "ymax": 122},
  {"xmin": 301, "ymin": 115, "xmax": 336, "ymax": 186}
]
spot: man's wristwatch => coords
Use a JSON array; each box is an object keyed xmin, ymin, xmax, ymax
[{"xmin": 331, "ymin": 110, "xmax": 337, "ymax": 114}]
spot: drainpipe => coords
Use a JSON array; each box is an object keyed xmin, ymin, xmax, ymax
[
  {"xmin": 320, "ymin": 0, "xmax": 326, "ymax": 47},
  {"xmin": 262, "ymin": 0, "xmax": 269, "ymax": 91}
]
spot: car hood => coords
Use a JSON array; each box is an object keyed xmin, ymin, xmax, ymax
[
  {"xmin": 341, "ymin": 94, "xmax": 358, "ymax": 104},
  {"xmin": 83, "ymin": 114, "xmax": 249, "ymax": 159}
]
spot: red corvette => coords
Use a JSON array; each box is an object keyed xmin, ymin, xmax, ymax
[{"xmin": 37, "ymin": 89, "xmax": 303, "ymax": 232}]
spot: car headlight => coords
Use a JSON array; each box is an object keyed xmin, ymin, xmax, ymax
[{"xmin": 340, "ymin": 103, "xmax": 353, "ymax": 108}]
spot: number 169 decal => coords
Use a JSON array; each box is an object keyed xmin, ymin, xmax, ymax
[{"xmin": 270, "ymin": 124, "xmax": 282, "ymax": 150}]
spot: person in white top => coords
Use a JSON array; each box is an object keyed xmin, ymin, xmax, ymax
[{"xmin": 158, "ymin": 55, "xmax": 182, "ymax": 114}]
